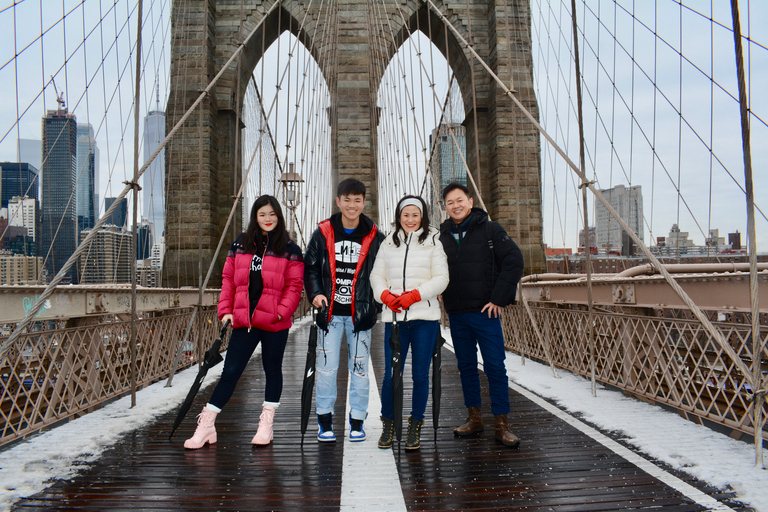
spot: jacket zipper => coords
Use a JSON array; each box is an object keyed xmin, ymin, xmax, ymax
[{"xmin": 402, "ymin": 232, "xmax": 411, "ymax": 292}]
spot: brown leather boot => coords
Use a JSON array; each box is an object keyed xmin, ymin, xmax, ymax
[
  {"xmin": 454, "ymin": 407, "xmax": 484, "ymax": 436},
  {"xmin": 494, "ymin": 414, "xmax": 520, "ymax": 448}
]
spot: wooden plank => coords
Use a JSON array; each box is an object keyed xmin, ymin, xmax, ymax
[{"xmin": 10, "ymin": 321, "xmax": 748, "ymax": 511}]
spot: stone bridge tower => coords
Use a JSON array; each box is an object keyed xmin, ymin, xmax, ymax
[{"xmin": 165, "ymin": 0, "xmax": 545, "ymax": 287}]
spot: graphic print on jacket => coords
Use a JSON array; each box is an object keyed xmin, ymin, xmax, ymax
[
  {"xmin": 333, "ymin": 239, "xmax": 361, "ymax": 315},
  {"xmin": 248, "ymin": 253, "xmax": 264, "ymax": 317}
]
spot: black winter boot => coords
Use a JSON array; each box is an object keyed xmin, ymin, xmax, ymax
[
  {"xmin": 378, "ymin": 417, "xmax": 395, "ymax": 449},
  {"xmin": 405, "ymin": 417, "xmax": 424, "ymax": 451}
]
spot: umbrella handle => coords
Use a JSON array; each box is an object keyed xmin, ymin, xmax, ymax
[{"xmin": 220, "ymin": 319, "xmax": 231, "ymax": 337}]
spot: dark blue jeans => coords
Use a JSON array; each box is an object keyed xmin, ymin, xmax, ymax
[
  {"xmin": 380, "ymin": 320, "xmax": 438, "ymax": 422},
  {"xmin": 208, "ymin": 327, "xmax": 289, "ymax": 409},
  {"xmin": 449, "ymin": 312, "xmax": 510, "ymax": 416}
]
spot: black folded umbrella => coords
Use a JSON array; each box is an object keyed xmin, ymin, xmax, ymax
[
  {"xmin": 300, "ymin": 309, "xmax": 319, "ymax": 443},
  {"xmin": 390, "ymin": 318, "xmax": 403, "ymax": 443},
  {"xmin": 431, "ymin": 328, "xmax": 446, "ymax": 442},
  {"xmin": 169, "ymin": 320, "xmax": 230, "ymax": 440}
]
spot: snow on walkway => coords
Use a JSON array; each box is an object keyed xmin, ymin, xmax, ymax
[{"xmin": 0, "ymin": 316, "xmax": 765, "ymax": 512}]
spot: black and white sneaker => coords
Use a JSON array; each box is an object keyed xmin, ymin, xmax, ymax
[{"xmin": 317, "ymin": 413, "xmax": 336, "ymax": 442}]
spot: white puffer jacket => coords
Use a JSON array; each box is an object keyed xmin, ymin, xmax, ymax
[{"xmin": 370, "ymin": 226, "xmax": 449, "ymax": 322}]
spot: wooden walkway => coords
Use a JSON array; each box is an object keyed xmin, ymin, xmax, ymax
[{"xmin": 11, "ymin": 320, "xmax": 749, "ymax": 511}]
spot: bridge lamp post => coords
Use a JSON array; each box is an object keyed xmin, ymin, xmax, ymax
[{"xmin": 279, "ymin": 163, "xmax": 304, "ymax": 243}]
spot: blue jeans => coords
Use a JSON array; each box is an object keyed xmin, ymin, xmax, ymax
[
  {"xmin": 380, "ymin": 320, "xmax": 438, "ymax": 422},
  {"xmin": 315, "ymin": 315, "xmax": 372, "ymax": 421},
  {"xmin": 208, "ymin": 327, "xmax": 289, "ymax": 409},
  {"xmin": 449, "ymin": 312, "xmax": 510, "ymax": 416}
]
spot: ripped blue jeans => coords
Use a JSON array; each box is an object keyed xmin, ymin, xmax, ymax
[{"xmin": 315, "ymin": 315, "xmax": 372, "ymax": 421}]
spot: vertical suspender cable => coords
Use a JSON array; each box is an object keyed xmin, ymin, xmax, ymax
[
  {"xmin": 729, "ymin": 0, "xmax": 764, "ymax": 469},
  {"xmin": 570, "ymin": 0, "xmax": 596, "ymax": 396},
  {"xmin": 196, "ymin": 0, "xmax": 209, "ymax": 366},
  {"xmin": 463, "ymin": 0, "xmax": 482, "ymax": 196},
  {"xmin": 2, "ymin": 0, "xmax": 284, "ymax": 361},
  {"xmin": 424, "ymin": 0, "xmax": 755, "ymax": 395},
  {"xmin": 129, "ymin": 0, "xmax": 144, "ymax": 407}
]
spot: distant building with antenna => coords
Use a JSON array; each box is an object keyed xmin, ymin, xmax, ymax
[
  {"xmin": 41, "ymin": 90, "xmax": 78, "ymax": 284},
  {"xmin": 143, "ymin": 84, "xmax": 166, "ymax": 240}
]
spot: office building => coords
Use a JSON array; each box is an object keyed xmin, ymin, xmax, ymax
[
  {"xmin": 136, "ymin": 219, "xmax": 153, "ymax": 260},
  {"xmin": 78, "ymin": 225, "xmax": 132, "ymax": 284},
  {"xmin": 17, "ymin": 139, "xmax": 42, "ymax": 171},
  {"xmin": 137, "ymin": 259, "xmax": 161, "ymax": 287},
  {"xmin": 4, "ymin": 196, "xmax": 38, "ymax": 241},
  {"xmin": 41, "ymin": 103, "xmax": 78, "ymax": 283},
  {"xmin": 104, "ymin": 197, "xmax": 127, "ymax": 228},
  {"xmin": 76, "ymin": 124, "xmax": 98, "ymax": 231},
  {"xmin": 143, "ymin": 87, "xmax": 165, "ymax": 236},
  {"xmin": 1, "ymin": 162, "xmax": 39, "ymax": 208},
  {"xmin": 578, "ymin": 226, "xmax": 597, "ymax": 254},
  {"xmin": 729, "ymin": 231, "xmax": 741, "ymax": 250},
  {"xmin": 430, "ymin": 123, "xmax": 467, "ymax": 192},
  {"xmin": 0, "ymin": 250, "xmax": 43, "ymax": 285},
  {"xmin": 150, "ymin": 236, "xmax": 165, "ymax": 269},
  {"xmin": 595, "ymin": 184, "xmax": 643, "ymax": 256}
]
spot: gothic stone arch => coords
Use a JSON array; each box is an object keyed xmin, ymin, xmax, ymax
[{"xmin": 165, "ymin": 0, "xmax": 545, "ymax": 287}]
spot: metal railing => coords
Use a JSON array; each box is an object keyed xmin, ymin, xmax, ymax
[
  {"xmin": 0, "ymin": 288, "xmax": 312, "ymax": 448},
  {"xmin": 0, "ymin": 306, "xmax": 220, "ymax": 447},
  {"xmin": 502, "ymin": 299, "xmax": 768, "ymax": 442}
]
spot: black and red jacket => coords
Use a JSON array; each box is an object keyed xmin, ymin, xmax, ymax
[{"xmin": 304, "ymin": 212, "xmax": 384, "ymax": 332}]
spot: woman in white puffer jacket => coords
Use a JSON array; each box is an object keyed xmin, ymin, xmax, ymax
[{"xmin": 370, "ymin": 195, "xmax": 449, "ymax": 450}]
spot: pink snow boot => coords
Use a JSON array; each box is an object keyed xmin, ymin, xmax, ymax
[
  {"xmin": 184, "ymin": 407, "xmax": 218, "ymax": 449},
  {"xmin": 251, "ymin": 405, "xmax": 276, "ymax": 445}
]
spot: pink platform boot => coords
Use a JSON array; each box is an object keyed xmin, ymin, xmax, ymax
[
  {"xmin": 184, "ymin": 407, "xmax": 218, "ymax": 449},
  {"xmin": 251, "ymin": 405, "xmax": 276, "ymax": 445}
]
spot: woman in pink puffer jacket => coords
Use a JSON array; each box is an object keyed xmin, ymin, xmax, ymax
[{"xmin": 184, "ymin": 195, "xmax": 304, "ymax": 449}]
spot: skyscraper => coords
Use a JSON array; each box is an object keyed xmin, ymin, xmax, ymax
[
  {"xmin": 0, "ymin": 162, "xmax": 38, "ymax": 208},
  {"xmin": 104, "ymin": 197, "xmax": 128, "ymax": 228},
  {"xmin": 41, "ymin": 102, "xmax": 78, "ymax": 284},
  {"xmin": 595, "ymin": 184, "xmax": 643, "ymax": 255},
  {"xmin": 430, "ymin": 123, "xmax": 467, "ymax": 192},
  {"xmin": 136, "ymin": 219, "xmax": 153, "ymax": 260},
  {"xmin": 17, "ymin": 139, "xmax": 42, "ymax": 171},
  {"xmin": 78, "ymin": 225, "xmax": 132, "ymax": 284},
  {"xmin": 76, "ymin": 124, "xmax": 98, "ymax": 231},
  {"xmin": 143, "ymin": 86, "xmax": 165, "ymax": 237}
]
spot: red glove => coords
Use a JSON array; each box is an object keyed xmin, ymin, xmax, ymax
[
  {"xmin": 391, "ymin": 289, "xmax": 421, "ymax": 311},
  {"xmin": 380, "ymin": 290, "xmax": 402, "ymax": 313}
]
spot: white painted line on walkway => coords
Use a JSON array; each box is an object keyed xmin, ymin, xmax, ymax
[
  {"xmin": 340, "ymin": 359, "xmax": 407, "ymax": 512},
  {"xmin": 441, "ymin": 334, "xmax": 735, "ymax": 512}
]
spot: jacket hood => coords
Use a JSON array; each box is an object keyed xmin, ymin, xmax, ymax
[{"xmin": 329, "ymin": 211, "xmax": 375, "ymax": 237}]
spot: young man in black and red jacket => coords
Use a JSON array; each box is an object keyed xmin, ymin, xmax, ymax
[{"xmin": 304, "ymin": 178, "xmax": 384, "ymax": 443}]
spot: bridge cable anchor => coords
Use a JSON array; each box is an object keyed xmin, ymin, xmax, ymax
[
  {"xmin": 578, "ymin": 179, "xmax": 596, "ymax": 190},
  {"xmin": 123, "ymin": 179, "xmax": 143, "ymax": 192}
]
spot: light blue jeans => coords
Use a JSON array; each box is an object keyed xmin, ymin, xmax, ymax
[{"xmin": 315, "ymin": 315, "xmax": 372, "ymax": 421}]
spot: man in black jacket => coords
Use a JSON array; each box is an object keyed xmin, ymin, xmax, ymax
[
  {"xmin": 439, "ymin": 182, "xmax": 524, "ymax": 448},
  {"xmin": 304, "ymin": 178, "xmax": 384, "ymax": 443}
]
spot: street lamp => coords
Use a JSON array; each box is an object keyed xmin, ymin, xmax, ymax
[{"xmin": 279, "ymin": 163, "xmax": 304, "ymax": 242}]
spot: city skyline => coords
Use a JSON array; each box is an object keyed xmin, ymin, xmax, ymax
[{"xmin": 0, "ymin": 1, "xmax": 764, "ymax": 255}]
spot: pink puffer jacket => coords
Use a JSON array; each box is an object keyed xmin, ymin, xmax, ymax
[{"xmin": 218, "ymin": 236, "xmax": 304, "ymax": 332}]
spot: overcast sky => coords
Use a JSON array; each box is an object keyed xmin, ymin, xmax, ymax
[{"xmin": 0, "ymin": 0, "xmax": 765, "ymax": 252}]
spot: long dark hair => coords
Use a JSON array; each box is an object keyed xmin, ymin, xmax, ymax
[
  {"xmin": 392, "ymin": 195, "xmax": 430, "ymax": 247},
  {"xmin": 243, "ymin": 195, "xmax": 289, "ymax": 255}
]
